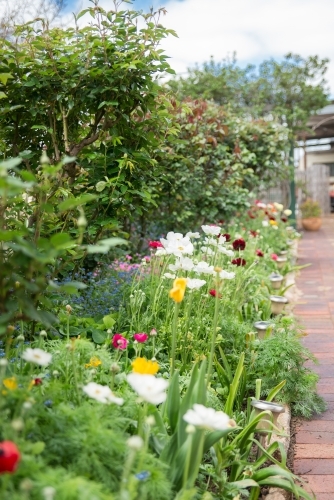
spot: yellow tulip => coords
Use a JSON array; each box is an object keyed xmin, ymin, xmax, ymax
[{"xmin": 169, "ymin": 277, "xmax": 187, "ymax": 303}]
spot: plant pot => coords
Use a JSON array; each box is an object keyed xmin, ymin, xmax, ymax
[
  {"xmin": 301, "ymin": 217, "xmax": 322, "ymax": 231},
  {"xmin": 278, "ymin": 250, "xmax": 288, "ymax": 256},
  {"xmin": 270, "ymin": 295, "xmax": 288, "ymax": 315},
  {"xmin": 269, "ymin": 272, "xmax": 284, "ymax": 290},
  {"xmin": 276, "ymin": 256, "xmax": 287, "ymax": 269},
  {"xmin": 253, "ymin": 321, "xmax": 273, "ymax": 339}
]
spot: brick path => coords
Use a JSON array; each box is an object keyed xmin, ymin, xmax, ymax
[{"xmin": 293, "ymin": 215, "xmax": 334, "ymax": 499}]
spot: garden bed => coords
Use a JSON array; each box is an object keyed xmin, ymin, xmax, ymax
[{"xmin": 0, "ymin": 198, "xmax": 325, "ymax": 499}]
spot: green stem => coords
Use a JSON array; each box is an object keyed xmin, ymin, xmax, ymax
[
  {"xmin": 170, "ymin": 302, "xmax": 180, "ymax": 376},
  {"xmin": 182, "ymin": 432, "xmax": 193, "ymax": 489},
  {"xmin": 207, "ymin": 272, "xmax": 220, "ymax": 388}
]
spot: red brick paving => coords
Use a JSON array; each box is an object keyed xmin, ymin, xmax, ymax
[{"xmin": 294, "ymin": 216, "xmax": 334, "ymax": 498}]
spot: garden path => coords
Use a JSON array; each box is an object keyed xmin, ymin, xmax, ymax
[{"xmin": 293, "ymin": 215, "xmax": 334, "ymax": 499}]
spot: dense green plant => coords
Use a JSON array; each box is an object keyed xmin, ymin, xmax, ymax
[
  {"xmin": 300, "ymin": 199, "xmax": 322, "ymax": 218},
  {"xmin": 139, "ymin": 100, "xmax": 289, "ymax": 235},
  {"xmin": 0, "ymin": 1, "xmax": 179, "ymax": 244},
  {"xmin": 252, "ymin": 319, "xmax": 326, "ymax": 417},
  {"xmin": 0, "ymin": 154, "xmax": 127, "ymax": 338},
  {"xmin": 167, "ymin": 53, "xmax": 329, "ymax": 138}
]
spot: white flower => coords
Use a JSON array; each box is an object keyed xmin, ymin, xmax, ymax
[
  {"xmin": 22, "ymin": 348, "xmax": 52, "ymax": 367},
  {"xmin": 164, "ymin": 272, "xmax": 176, "ymax": 279},
  {"xmin": 186, "ymin": 231, "xmax": 201, "ymax": 239},
  {"xmin": 201, "ymin": 225, "xmax": 221, "ymax": 236},
  {"xmin": 256, "ymin": 202, "xmax": 266, "ymax": 208},
  {"xmin": 127, "ymin": 373, "xmax": 168, "ymax": 405},
  {"xmin": 201, "ymin": 246, "xmax": 214, "ymax": 255},
  {"xmin": 219, "ymin": 270, "xmax": 235, "ymax": 280},
  {"xmin": 262, "ymin": 220, "xmax": 269, "ymax": 227},
  {"xmin": 272, "ymin": 225, "xmax": 278, "ymax": 230},
  {"xmin": 186, "ymin": 278, "xmax": 207, "ymax": 290},
  {"xmin": 283, "ymin": 209, "xmax": 292, "ymax": 216},
  {"xmin": 160, "ymin": 232, "xmax": 194, "ymax": 257},
  {"xmin": 83, "ymin": 382, "xmax": 124, "ymax": 405},
  {"xmin": 155, "ymin": 248, "xmax": 167, "ymax": 257},
  {"xmin": 274, "ymin": 202, "xmax": 284, "ymax": 211},
  {"xmin": 183, "ymin": 404, "xmax": 233, "ymax": 431},
  {"xmin": 193, "ymin": 261, "xmax": 215, "ymax": 275},
  {"xmin": 204, "ymin": 237, "xmax": 218, "ymax": 247},
  {"xmin": 169, "ymin": 256, "xmax": 194, "ymax": 272},
  {"xmin": 217, "ymin": 246, "xmax": 234, "ymax": 257},
  {"xmin": 127, "ymin": 435, "xmax": 144, "ymax": 450}
]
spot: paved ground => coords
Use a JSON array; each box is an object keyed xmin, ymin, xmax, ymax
[{"xmin": 293, "ymin": 215, "xmax": 334, "ymax": 499}]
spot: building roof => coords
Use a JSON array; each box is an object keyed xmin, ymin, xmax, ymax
[{"xmin": 299, "ymin": 101, "xmax": 334, "ymax": 140}]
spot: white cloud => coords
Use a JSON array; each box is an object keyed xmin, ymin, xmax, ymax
[{"xmin": 155, "ymin": 0, "xmax": 334, "ymax": 93}]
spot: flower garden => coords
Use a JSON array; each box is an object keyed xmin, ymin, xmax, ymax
[
  {"xmin": 0, "ymin": 193, "xmax": 326, "ymax": 499},
  {"xmin": 0, "ymin": 2, "xmax": 329, "ymax": 499}
]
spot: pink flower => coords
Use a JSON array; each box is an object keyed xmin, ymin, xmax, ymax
[
  {"xmin": 112, "ymin": 334, "xmax": 128, "ymax": 350},
  {"xmin": 133, "ymin": 333, "xmax": 148, "ymax": 343},
  {"xmin": 271, "ymin": 253, "xmax": 278, "ymax": 261},
  {"xmin": 149, "ymin": 241, "xmax": 163, "ymax": 248},
  {"xmin": 150, "ymin": 329, "xmax": 157, "ymax": 336}
]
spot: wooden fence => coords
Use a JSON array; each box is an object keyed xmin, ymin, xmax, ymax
[{"xmin": 296, "ymin": 163, "xmax": 330, "ymax": 215}]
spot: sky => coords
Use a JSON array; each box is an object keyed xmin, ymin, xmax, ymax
[
  {"xmin": 63, "ymin": 0, "xmax": 334, "ymax": 95},
  {"xmin": 2, "ymin": 0, "xmax": 333, "ymax": 95}
]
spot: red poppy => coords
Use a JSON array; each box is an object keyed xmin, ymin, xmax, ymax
[
  {"xmin": 232, "ymin": 238, "xmax": 246, "ymax": 251},
  {"xmin": 271, "ymin": 253, "xmax": 278, "ymax": 261},
  {"xmin": 149, "ymin": 241, "xmax": 163, "ymax": 248},
  {"xmin": 247, "ymin": 210, "xmax": 256, "ymax": 219},
  {"xmin": 250, "ymin": 230, "xmax": 258, "ymax": 237},
  {"xmin": 256, "ymin": 249, "xmax": 264, "ymax": 257},
  {"xmin": 112, "ymin": 334, "xmax": 128, "ymax": 350},
  {"xmin": 33, "ymin": 378, "xmax": 43, "ymax": 386},
  {"xmin": 209, "ymin": 289, "xmax": 222, "ymax": 298},
  {"xmin": 231, "ymin": 258, "xmax": 246, "ymax": 266},
  {"xmin": 221, "ymin": 233, "xmax": 231, "ymax": 242},
  {"xmin": 269, "ymin": 216, "xmax": 276, "ymax": 221},
  {"xmin": 281, "ymin": 217, "xmax": 288, "ymax": 223},
  {"xmin": 0, "ymin": 441, "xmax": 20, "ymax": 473}
]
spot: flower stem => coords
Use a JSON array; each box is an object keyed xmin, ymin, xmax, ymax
[
  {"xmin": 171, "ymin": 302, "xmax": 180, "ymax": 376},
  {"xmin": 207, "ymin": 272, "xmax": 220, "ymax": 388}
]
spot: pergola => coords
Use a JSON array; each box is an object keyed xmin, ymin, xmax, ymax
[{"xmin": 297, "ymin": 103, "xmax": 334, "ymax": 141}]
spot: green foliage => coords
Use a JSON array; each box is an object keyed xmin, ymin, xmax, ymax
[
  {"xmin": 168, "ymin": 53, "xmax": 329, "ymax": 138},
  {"xmin": 0, "ymin": 154, "xmax": 126, "ymax": 337},
  {"xmin": 143, "ymin": 99, "xmax": 289, "ymax": 233},
  {"xmin": 252, "ymin": 321, "xmax": 326, "ymax": 417},
  {"xmin": 0, "ymin": 2, "xmax": 178, "ymax": 242},
  {"xmin": 300, "ymin": 199, "xmax": 322, "ymax": 218}
]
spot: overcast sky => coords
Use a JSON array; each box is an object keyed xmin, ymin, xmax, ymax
[{"xmin": 65, "ymin": 0, "xmax": 334, "ymax": 95}]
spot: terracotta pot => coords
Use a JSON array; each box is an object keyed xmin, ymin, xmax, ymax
[{"xmin": 301, "ymin": 217, "xmax": 322, "ymax": 231}]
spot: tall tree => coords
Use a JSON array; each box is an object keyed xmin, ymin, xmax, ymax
[{"xmin": 168, "ymin": 53, "xmax": 330, "ymax": 137}]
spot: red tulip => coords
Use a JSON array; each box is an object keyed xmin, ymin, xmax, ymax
[{"xmin": 0, "ymin": 441, "xmax": 20, "ymax": 473}]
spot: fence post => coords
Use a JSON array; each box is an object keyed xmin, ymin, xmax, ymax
[{"xmin": 289, "ymin": 141, "xmax": 296, "ymax": 227}]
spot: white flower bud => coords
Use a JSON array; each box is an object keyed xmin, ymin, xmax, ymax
[
  {"xmin": 11, "ymin": 418, "xmax": 24, "ymax": 431},
  {"xmin": 127, "ymin": 435, "xmax": 144, "ymax": 450}
]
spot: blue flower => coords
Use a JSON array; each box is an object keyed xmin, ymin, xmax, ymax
[{"xmin": 135, "ymin": 471, "xmax": 151, "ymax": 481}]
